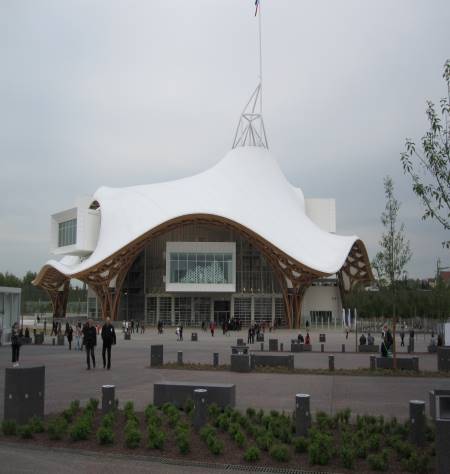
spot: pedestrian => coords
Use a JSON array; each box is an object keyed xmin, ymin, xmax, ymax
[
  {"xmin": 66, "ymin": 324, "xmax": 73, "ymax": 350},
  {"xmin": 305, "ymin": 332, "xmax": 310, "ymax": 345},
  {"xmin": 210, "ymin": 322, "xmax": 215, "ymax": 337},
  {"xmin": 141, "ymin": 322, "xmax": 145, "ymax": 334},
  {"xmin": 180, "ymin": 324, "xmax": 183, "ymax": 341},
  {"xmin": 400, "ymin": 326, "xmax": 405, "ymax": 347},
  {"xmin": 247, "ymin": 326, "xmax": 252, "ymax": 344},
  {"xmin": 75, "ymin": 322, "xmax": 82, "ymax": 350},
  {"xmin": 44, "ymin": 320, "xmax": 47, "ymax": 335},
  {"xmin": 101, "ymin": 317, "xmax": 116, "ymax": 370},
  {"xmin": 176, "ymin": 326, "xmax": 180, "ymax": 341},
  {"xmin": 11, "ymin": 322, "xmax": 21, "ymax": 367},
  {"xmin": 83, "ymin": 320, "xmax": 97, "ymax": 370},
  {"xmin": 345, "ymin": 327, "xmax": 349, "ymax": 339}
]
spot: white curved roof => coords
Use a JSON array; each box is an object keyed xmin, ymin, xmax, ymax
[{"xmin": 43, "ymin": 146, "xmax": 360, "ymax": 277}]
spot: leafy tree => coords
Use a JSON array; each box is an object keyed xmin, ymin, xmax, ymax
[
  {"xmin": 401, "ymin": 60, "xmax": 450, "ymax": 245},
  {"xmin": 372, "ymin": 176, "xmax": 412, "ymax": 288}
]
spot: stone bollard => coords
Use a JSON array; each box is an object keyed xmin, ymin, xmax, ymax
[
  {"xmin": 213, "ymin": 352, "xmax": 219, "ymax": 368},
  {"xmin": 435, "ymin": 394, "xmax": 450, "ymax": 474},
  {"xmin": 321, "ymin": 344, "xmax": 324, "ymax": 353},
  {"xmin": 4, "ymin": 366, "xmax": 45, "ymax": 424},
  {"xmin": 409, "ymin": 400, "xmax": 426, "ymax": 446},
  {"xmin": 341, "ymin": 344, "xmax": 345, "ymax": 353},
  {"xmin": 102, "ymin": 385, "xmax": 115, "ymax": 415},
  {"xmin": 150, "ymin": 345, "xmax": 164, "ymax": 367},
  {"xmin": 191, "ymin": 333, "xmax": 198, "ymax": 342},
  {"xmin": 328, "ymin": 355, "xmax": 335, "ymax": 371},
  {"xmin": 412, "ymin": 357, "xmax": 419, "ymax": 372},
  {"xmin": 370, "ymin": 356, "xmax": 376, "ymax": 370},
  {"xmin": 295, "ymin": 393, "xmax": 311, "ymax": 437},
  {"xmin": 193, "ymin": 389, "xmax": 208, "ymax": 429},
  {"xmin": 177, "ymin": 351, "xmax": 183, "ymax": 365},
  {"xmin": 52, "ymin": 338, "xmax": 55, "ymax": 346},
  {"xmin": 260, "ymin": 342, "xmax": 264, "ymax": 351},
  {"xmin": 280, "ymin": 343, "xmax": 284, "ymax": 352}
]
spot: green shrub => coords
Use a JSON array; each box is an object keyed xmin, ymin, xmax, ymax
[
  {"xmin": 234, "ymin": 430, "xmax": 246, "ymax": 448},
  {"xmin": 228, "ymin": 422, "xmax": 240, "ymax": 436},
  {"xmin": 293, "ymin": 436, "xmax": 308, "ymax": 453},
  {"xmin": 70, "ymin": 400, "xmax": 80, "ymax": 412},
  {"xmin": 28, "ymin": 416, "xmax": 45, "ymax": 433},
  {"xmin": 308, "ymin": 432, "xmax": 333, "ymax": 466},
  {"xmin": 256, "ymin": 432, "xmax": 273, "ymax": 451},
  {"xmin": 125, "ymin": 424, "xmax": 141, "ymax": 449},
  {"xmin": 162, "ymin": 402, "xmax": 176, "ymax": 416},
  {"xmin": 207, "ymin": 403, "xmax": 221, "ymax": 419},
  {"xmin": 207, "ymin": 435, "xmax": 224, "ymax": 455},
  {"xmin": 217, "ymin": 413, "xmax": 230, "ymax": 431},
  {"xmin": 334, "ymin": 408, "xmax": 351, "ymax": 426},
  {"xmin": 124, "ymin": 400, "xmax": 134, "ymax": 414},
  {"xmin": 176, "ymin": 431, "xmax": 190, "ymax": 454},
  {"xmin": 100, "ymin": 413, "xmax": 116, "ymax": 430},
  {"xmin": 394, "ymin": 439, "xmax": 413, "ymax": 460},
  {"xmin": 47, "ymin": 417, "xmax": 67, "ymax": 440},
  {"xmin": 87, "ymin": 398, "xmax": 99, "ymax": 412},
  {"xmin": 255, "ymin": 409, "xmax": 264, "ymax": 424},
  {"xmin": 1, "ymin": 420, "xmax": 17, "ymax": 436},
  {"xmin": 97, "ymin": 426, "xmax": 114, "ymax": 445},
  {"xmin": 147, "ymin": 425, "xmax": 165, "ymax": 449},
  {"xmin": 244, "ymin": 445, "xmax": 260, "ymax": 462},
  {"xmin": 246, "ymin": 407, "xmax": 256, "ymax": 419},
  {"xmin": 269, "ymin": 443, "xmax": 291, "ymax": 462},
  {"xmin": 341, "ymin": 445, "xmax": 356, "ymax": 469},
  {"xmin": 368, "ymin": 433, "xmax": 381, "ymax": 451},
  {"xmin": 401, "ymin": 451, "xmax": 431, "ymax": 474},
  {"xmin": 316, "ymin": 411, "xmax": 333, "ymax": 430},
  {"xmin": 355, "ymin": 440, "xmax": 369, "ymax": 459},
  {"xmin": 144, "ymin": 404, "xmax": 158, "ymax": 421},
  {"xmin": 18, "ymin": 424, "xmax": 33, "ymax": 439},
  {"xmin": 367, "ymin": 449, "xmax": 389, "ymax": 471},
  {"xmin": 183, "ymin": 398, "xmax": 194, "ymax": 415},
  {"xmin": 200, "ymin": 424, "xmax": 217, "ymax": 442},
  {"xmin": 70, "ymin": 418, "xmax": 91, "ymax": 441}
]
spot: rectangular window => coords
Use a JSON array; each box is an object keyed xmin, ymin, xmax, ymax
[{"xmin": 58, "ymin": 219, "xmax": 77, "ymax": 247}]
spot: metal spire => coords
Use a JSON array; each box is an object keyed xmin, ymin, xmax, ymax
[{"xmin": 232, "ymin": 0, "xmax": 268, "ymax": 149}]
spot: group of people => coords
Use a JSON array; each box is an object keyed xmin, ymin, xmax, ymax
[
  {"xmin": 359, "ymin": 332, "xmax": 375, "ymax": 346},
  {"xmin": 122, "ymin": 319, "xmax": 145, "ymax": 335},
  {"xmin": 297, "ymin": 332, "xmax": 311, "ymax": 344}
]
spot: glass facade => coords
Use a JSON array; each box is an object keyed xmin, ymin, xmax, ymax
[
  {"xmin": 58, "ymin": 219, "xmax": 77, "ymax": 247},
  {"xmin": 169, "ymin": 252, "xmax": 232, "ymax": 284}
]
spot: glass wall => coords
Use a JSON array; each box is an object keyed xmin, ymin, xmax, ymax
[
  {"xmin": 159, "ymin": 297, "xmax": 172, "ymax": 325},
  {"xmin": 254, "ymin": 297, "xmax": 272, "ymax": 324},
  {"xmin": 174, "ymin": 297, "xmax": 192, "ymax": 325},
  {"xmin": 58, "ymin": 219, "xmax": 77, "ymax": 247},
  {"xmin": 234, "ymin": 297, "xmax": 251, "ymax": 326},
  {"xmin": 146, "ymin": 297, "xmax": 157, "ymax": 325},
  {"xmin": 169, "ymin": 252, "xmax": 232, "ymax": 284}
]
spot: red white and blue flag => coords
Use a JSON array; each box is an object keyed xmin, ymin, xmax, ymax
[{"xmin": 254, "ymin": 0, "xmax": 259, "ymax": 16}]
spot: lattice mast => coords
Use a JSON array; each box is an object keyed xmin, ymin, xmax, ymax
[{"xmin": 232, "ymin": 0, "xmax": 268, "ymax": 149}]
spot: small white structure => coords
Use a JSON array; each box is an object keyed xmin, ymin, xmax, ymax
[{"xmin": 0, "ymin": 287, "xmax": 21, "ymax": 344}]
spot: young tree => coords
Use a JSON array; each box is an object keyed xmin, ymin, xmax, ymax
[
  {"xmin": 400, "ymin": 60, "xmax": 450, "ymax": 245},
  {"xmin": 372, "ymin": 176, "xmax": 412, "ymax": 367},
  {"xmin": 372, "ymin": 176, "xmax": 412, "ymax": 287}
]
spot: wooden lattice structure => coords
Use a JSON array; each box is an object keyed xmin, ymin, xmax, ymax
[{"xmin": 33, "ymin": 214, "xmax": 373, "ymax": 327}]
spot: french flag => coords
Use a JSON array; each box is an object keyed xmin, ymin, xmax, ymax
[{"xmin": 254, "ymin": 0, "xmax": 259, "ymax": 16}]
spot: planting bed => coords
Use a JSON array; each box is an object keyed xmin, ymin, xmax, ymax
[{"xmin": 0, "ymin": 399, "xmax": 437, "ymax": 473}]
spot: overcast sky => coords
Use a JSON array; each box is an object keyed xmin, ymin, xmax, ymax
[{"xmin": 1, "ymin": 0, "xmax": 449, "ymax": 279}]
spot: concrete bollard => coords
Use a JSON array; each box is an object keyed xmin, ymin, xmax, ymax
[
  {"xmin": 435, "ymin": 394, "xmax": 450, "ymax": 474},
  {"xmin": 193, "ymin": 388, "xmax": 208, "ymax": 429},
  {"xmin": 52, "ymin": 338, "xmax": 55, "ymax": 346},
  {"xmin": 370, "ymin": 356, "xmax": 376, "ymax": 370},
  {"xmin": 150, "ymin": 345, "xmax": 164, "ymax": 367},
  {"xmin": 177, "ymin": 351, "xmax": 183, "ymax": 365},
  {"xmin": 328, "ymin": 355, "xmax": 335, "ymax": 371},
  {"xmin": 409, "ymin": 400, "xmax": 426, "ymax": 446},
  {"xmin": 213, "ymin": 352, "xmax": 219, "ymax": 368},
  {"xmin": 341, "ymin": 344, "xmax": 345, "ymax": 353},
  {"xmin": 102, "ymin": 385, "xmax": 115, "ymax": 415},
  {"xmin": 280, "ymin": 343, "xmax": 284, "ymax": 352},
  {"xmin": 321, "ymin": 344, "xmax": 324, "ymax": 353},
  {"xmin": 260, "ymin": 342, "xmax": 264, "ymax": 351},
  {"xmin": 295, "ymin": 393, "xmax": 311, "ymax": 437}
]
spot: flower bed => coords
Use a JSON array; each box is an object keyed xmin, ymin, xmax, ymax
[{"xmin": 0, "ymin": 400, "xmax": 437, "ymax": 473}]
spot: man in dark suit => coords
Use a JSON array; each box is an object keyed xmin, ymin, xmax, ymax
[
  {"xmin": 101, "ymin": 317, "xmax": 116, "ymax": 370},
  {"xmin": 83, "ymin": 319, "xmax": 97, "ymax": 370}
]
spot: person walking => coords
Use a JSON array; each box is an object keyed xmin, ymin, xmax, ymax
[
  {"xmin": 179, "ymin": 324, "xmax": 184, "ymax": 341},
  {"xmin": 400, "ymin": 327, "xmax": 405, "ymax": 347},
  {"xmin": 101, "ymin": 317, "xmax": 116, "ymax": 370},
  {"xmin": 75, "ymin": 322, "xmax": 82, "ymax": 350},
  {"xmin": 83, "ymin": 320, "xmax": 97, "ymax": 370},
  {"xmin": 11, "ymin": 322, "xmax": 21, "ymax": 367},
  {"xmin": 66, "ymin": 324, "xmax": 73, "ymax": 350}
]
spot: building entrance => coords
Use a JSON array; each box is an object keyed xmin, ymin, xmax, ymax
[{"xmin": 214, "ymin": 300, "xmax": 230, "ymax": 325}]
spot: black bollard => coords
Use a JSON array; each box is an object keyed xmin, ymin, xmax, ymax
[
  {"xmin": 341, "ymin": 344, "xmax": 345, "ymax": 353},
  {"xmin": 409, "ymin": 400, "xmax": 426, "ymax": 446},
  {"xmin": 280, "ymin": 343, "xmax": 284, "ymax": 352},
  {"xmin": 150, "ymin": 345, "xmax": 163, "ymax": 367},
  {"xmin": 177, "ymin": 351, "xmax": 183, "ymax": 365},
  {"xmin": 193, "ymin": 389, "xmax": 208, "ymax": 429},
  {"xmin": 295, "ymin": 393, "xmax": 311, "ymax": 437},
  {"xmin": 102, "ymin": 385, "xmax": 115, "ymax": 415},
  {"xmin": 328, "ymin": 355, "xmax": 335, "ymax": 371},
  {"xmin": 370, "ymin": 356, "xmax": 376, "ymax": 370},
  {"xmin": 213, "ymin": 352, "xmax": 219, "ymax": 368},
  {"xmin": 260, "ymin": 342, "xmax": 264, "ymax": 351},
  {"xmin": 321, "ymin": 344, "xmax": 324, "ymax": 353}
]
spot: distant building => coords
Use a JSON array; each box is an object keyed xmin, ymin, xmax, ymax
[{"xmin": 0, "ymin": 287, "xmax": 21, "ymax": 344}]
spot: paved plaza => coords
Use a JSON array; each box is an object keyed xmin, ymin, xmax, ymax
[{"xmin": 1, "ymin": 328, "xmax": 448, "ymax": 421}]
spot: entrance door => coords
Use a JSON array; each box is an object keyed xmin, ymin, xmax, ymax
[{"xmin": 214, "ymin": 300, "xmax": 230, "ymax": 325}]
